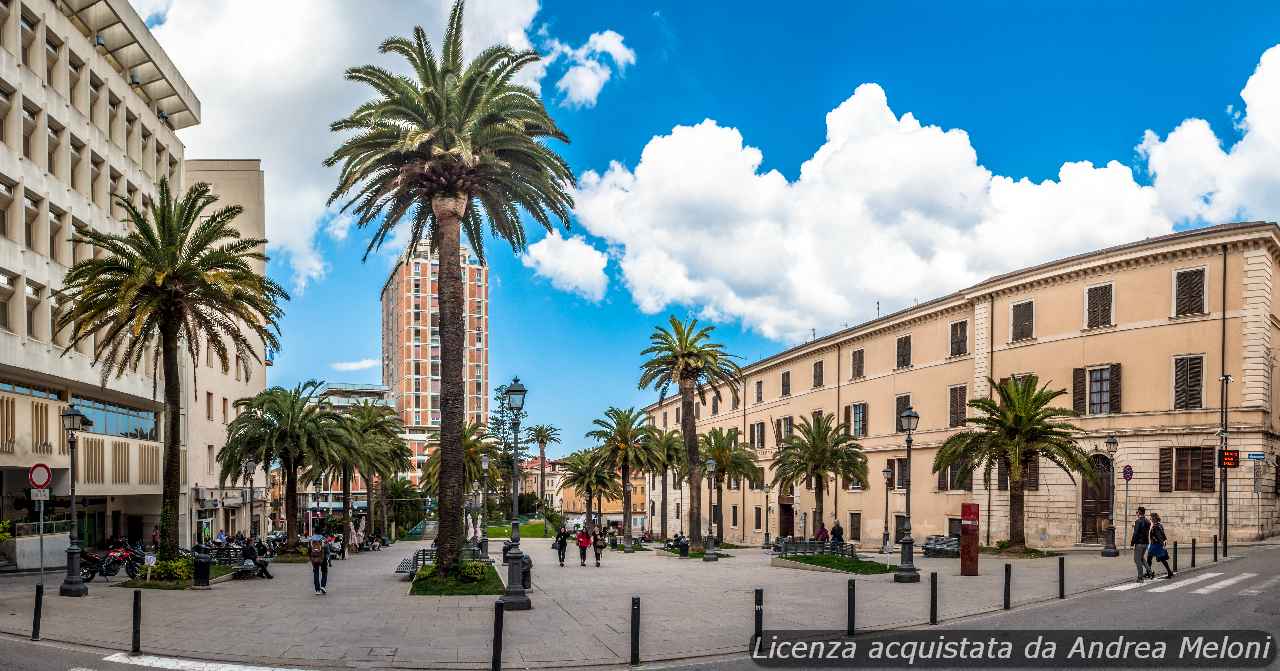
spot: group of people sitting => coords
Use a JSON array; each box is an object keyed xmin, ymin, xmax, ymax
[
  {"xmin": 552, "ymin": 526, "xmax": 609, "ymax": 567},
  {"xmin": 812, "ymin": 520, "xmax": 847, "ymax": 545}
]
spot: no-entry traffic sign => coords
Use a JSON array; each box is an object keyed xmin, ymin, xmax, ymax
[{"xmin": 27, "ymin": 463, "xmax": 52, "ymax": 489}]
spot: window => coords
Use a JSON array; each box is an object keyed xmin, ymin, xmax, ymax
[
  {"xmin": 676, "ymin": 408, "xmax": 680, "ymax": 423},
  {"xmin": 731, "ymin": 505, "xmax": 739, "ymax": 527},
  {"xmin": 1011, "ymin": 300, "xmax": 1034, "ymax": 341},
  {"xmin": 948, "ymin": 518, "xmax": 963, "ymax": 538},
  {"xmin": 948, "ymin": 385, "xmax": 966, "ymax": 427},
  {"xmin": 1173, "ymin": 355, "xmax": 1204, "ymax": 410},
  {"xmin": 755, "ymin": 380, "xmax": 763, "ymax": 403},
  {"xmin": 851, "ymin": 349, "xmax": 865, "ymax": 378},
  {"xmin": 892, "ymin": 457, "xmax": 909, "ymax": 489},
  {"xmin": 895, "ymin": 394, "xmax": 911, "ymax": 432},
  {"xmin": 937, "ymin": 462, "xmax": 973, "ymax": 491},
  {"xmin": 221, "ymin": 397, "xmax": 228, "ymax": 424},
  {"xmin": 895, "ymin": 335, "xmax": 911, "ymax": 369},
  {"xmin": 950, "ymin": 321, "xmax": 968, "ymax": 356},
  {"xmin": 750, "ymin": 421, "xmax": 765, "ymax": 449},
  {"xmin": 783, "ymin": 416, "xmax": 794, "ymax": 439},
  {"xmin": 1161, "ymin": 447, "xmax": 1215, "ymax": 493},
  {"xmin": 206, "ymin": 392, "xmax": 213, "ymax": 420},
  {"xmin": 754, "ymin": 506, "xmax": 762, "ymax": 531},
  {"xmin": 1086, "ymin": 284, "xmax": 1114, "ymax": 328},
  {"xmin": 847, "ymin": 403, "xmax": 868, "ymax": 437},
  {"xmin": 662, "ymin": 411, "xmax": 667, "ymax": 428},
  {"xmin": 848, "ymin": 512, "xmax": 861, "ymax": 541},
  {"xmin": 206, "ymin": 445, "xmax": 214, "ymax": 475},
  {"xmin": 1174, "ymin": 268, "xmax": 1206, "ymax": 316},
  {"xmin": 812, "ymin": 360, "xmax": 823, "ymax": 388},
  {"xmin": 1088, "ymin": 368, "xmax": 1111, "ymax": 414},
  {"xmin": 781, "ymin": 371, "xmax": 791, "ymax": 397},
  {"xmin": 711, "ymin": 396, "xmax": 719, "ymax": 415}
]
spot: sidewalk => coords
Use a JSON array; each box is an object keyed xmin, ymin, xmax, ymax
[{"xmin": 0, "ymin": 538, "xmax": 1264, "ymax": 669}]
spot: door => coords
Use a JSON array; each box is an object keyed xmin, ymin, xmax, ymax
[
  {"xmin": 1080, "ymin": 454, "xmax": 1113, "ymax": 543},
  {"xmin": 779, "ymin": 504, "xmax": 794, "ymax": 538},
  {"xmin": 126, "ymin": 515, "xmax": 143, "ymax": 545}
]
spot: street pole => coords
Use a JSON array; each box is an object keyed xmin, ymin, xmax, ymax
[
  {"xmin": 1123, "ymin": 479, "xmax": 1130, "ymax": 546},
  {"xmin": 763, "ymin": 487, "xmax": 771, "ymax": 547},
  {"xmin": 510, "ymin": 416, "xmax": 521, "ymax": 546},
  {"xmin": 501, "ymin": 378, "xmax": 530, "ymax": 610},
  {"xmin": 37, "ymin": 499, "xmax": 44, "ymax": 588},
  {"xmin": 59, "ymin": 427, "xmax": 87, "ymax": 597},
  {"xmin": 893, "ymin": 409, "xmax": 920, "ymax": 583},
  {"xmin": 881, "ymin": 468, "xmax": 892, "ymax": 556}
]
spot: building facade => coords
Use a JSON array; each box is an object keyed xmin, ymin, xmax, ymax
[
  {"xmin": 380, "ymin": 241, "xmax": 489, "ymax": 485},
  {"xmin": 560, "ymin": 470, "xmax": 649, "ymax": 532},
  {"xmin": 292, "ymin": 382, "xmax": 391, "ymax": 534},
  {"xmin": 0, "ymin": 0, "xmax": 197, "ymax": 551},
  {"xmin": 520, "ymin": 456, "xmax": 565, "ymax": 513},
  {"xmin": 646, "ymin": 222, "xmax": 1280, "ymax": 549}
]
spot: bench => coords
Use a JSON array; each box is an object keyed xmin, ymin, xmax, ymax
[
  {"xmin": 202, "ymin": 546, "xmax": 245, "ymax": 567},
  {"xmin": 394, "ymin": 546, "xmax": 493, "ymax": 576}
]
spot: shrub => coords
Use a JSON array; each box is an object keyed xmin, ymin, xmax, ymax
[
  {"xmin": 0, "ymin": 519, "xmax": 12, "ymax": 545},
  {"xmin": 459, "ymin": 561, "xmax": 487, "ymax": 583},
  {"xmin": 148, "ymin": 558, "xmax": 194, "ymax": 582}
]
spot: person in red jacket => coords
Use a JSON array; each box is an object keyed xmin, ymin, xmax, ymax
[{"xmin": 575, "ymin": 527, "xmax": 592, "ymax": 567}]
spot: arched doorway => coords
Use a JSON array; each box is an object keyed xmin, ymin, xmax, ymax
[{"xmin": 1080, "ymin": 454, "xmax": 1114, "ymax": 543}]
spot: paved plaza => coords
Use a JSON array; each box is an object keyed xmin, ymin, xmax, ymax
[{"xmin": 0, "ymin": 539, "xmax": 1265, "ymax": 669}]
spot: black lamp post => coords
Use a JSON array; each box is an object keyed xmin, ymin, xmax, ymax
[
  {"xmin": 501, "ymin": 377, "xmax": 530, "ymax": 610},
  {"xmin": 881, "ymin": 464, "xmax": 894, "ymax": 555},
  {"xmin": 480, "ymin": 454, "xmax": 490, "ymax": 555},
  {"xmin": 763, "ymin": 485, "xmax": 773, "ymax": 547},
  {"xmin": 623, "ymin": 482, "xmax": 635, "ymax": 553},
  {"xmin": 1101, "ymin": 434, "xmax": 1120, "ymax": 558},
  {"xmin": 893, "ymin": 407, "xmax": 920, "ymax": 583},
  {"xmin": 704, "ymin": 458, "xmax": 718, "ymax": 561},
  {"xmin": 59, "ymin": 405, "xmax": 91, "ymax": 597}
]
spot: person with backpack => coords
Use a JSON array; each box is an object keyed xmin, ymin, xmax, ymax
[
  {"xmin": 554, "ymin": 526, "xmax": 572, "ymax": 567},
  {"xmin": 575, "ymin": 527, "xmax": 591, "ymax": 566},
  {"xmin": 308, "ymin": 535, "xmax": 330, "ymax": 594},
  {"xmin": 592, "ymin": 528, "xmax": 606, "ymax": 567},
  {"xmin": 1130, "ymin": 506, "xmax": 1151, "ymax": 583}
]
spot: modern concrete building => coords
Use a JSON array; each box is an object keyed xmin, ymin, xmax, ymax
[
  {"xmin": 0, "ymin": 0, "xmax": 197, "ymax": 551},
  {"xmin": 646, "ymin": 222, "xmax": 1280, "ymax": 549},
  {"xmin": 381, "ymin": 242, "xmax": 489, "ymax": 485}
]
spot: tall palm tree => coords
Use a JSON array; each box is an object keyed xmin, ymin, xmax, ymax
[
  {"xmin": 771, "ymin": 413, "xmax": 867, "ymax": 538},
  {"xmin": 59, "ymin": 178, "xmax": 287, "ymax": 559},
  {"xmin": 698, "ymin": 428, "xmax": 757, "ymax": 542},
  {"xmin": 587, "ymin": 407, "xmax": 657, "ymax": 546},
  {"xmin": 558, "ymin": 449, "xmax": 620, "ymax": 534},
  {"xmin": 638, "ymin": 316, "xmax": 741, "ymax": 551},
  {"xmin": 420, "ymin": 421, "xmax": 500, "ymax": 498},
  {"xmin": 648, "ymin": 429, "xmax": 683, "ymax": 540},
  {"xmin": 326, "ymin": 0, "xmax": 573, "ymax": 575},
  {"xmin": 317, "ymin": 401, "xmax": 407, "ymax": 554},
  {"xmin": 525, "ymin": 424, "xmax": 561, "ymax": 525},
  {"xmin": 934, "ymin": 375, "xmax": 1094, "ymax": 552}
]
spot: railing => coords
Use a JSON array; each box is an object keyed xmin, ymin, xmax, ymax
[{"xmin": 14, "ymin": 519, "xmax": 72, "ymax": 537}]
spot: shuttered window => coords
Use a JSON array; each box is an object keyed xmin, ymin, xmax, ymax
[
  {"xmin": 711, "ymin": 396, "xmax": 719, "ymax": 415},
  {"xmin": 781, "ymin": 371, "xmax": 791, "ymax": 397},
  {"xmin": 1088, "ymin": 367, "xmax": 1110, "ymax": 414},
  {"xmin": 1011, "ymin": 301, "xmax": 1035, "ymax": 341},
  {"xmin": 997, "ymin": 453, "xmax": 1038, "ymax": 490},
  {"xmin": 895, "ymin": 394, "xmax": 911, "ymax": 432},
  {"xmin": 1169, "ymin": 447, "xmax": 1215, "ymax": 492},
  {"xmin": 850, "ymin": 403, "xmax": 868, "ymax": 437},
  {"xmin": 1174, "ymin": 268, "xmax": 1206, "ymax": 316},
  {"xmin": 938, "ymin": 462, "xmax": 973, "ymax": 491},
  {"xmin": 755, "ymin": 380, "xmax": 763, "ymax": 403},
  {"xmin": 851, "ymin": 349, "xmax": 865, "ymax": 378},
  {"xmin": 1159, "ymin": 447, "xmax": 1173, "ymax": 492},
  {"xmin": 893, "ymin": 458, "xmax": 909, "ymax": 489},
  {"xmin": 813, "ymin": 361, "xmax": 824, "ymax": 388},
  {"xmin": 1173, "ymin": 355, "xmax": 1204, "ymax": 410},
  {"xmin": 1072, "ymin": 368, "xmax": 1086, "ymax": 415},
  {"xmin": 948, "ymin": 385, "xmax": 967, "ymax": 427},
  {"xmin": 1086, "ymin": 284, "xmax": 1113, "ymax": 328},
  {"xmin": 950, "ymin": 320, "xmax": 968, "ymax": 356},
  {"xmin": 896, "ymin": 335, "xmax": 912, "ymax": 369}
]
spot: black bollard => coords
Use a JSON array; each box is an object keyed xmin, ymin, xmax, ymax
[
  {"xmin": 630, "ymin": 596, "xmax": 640, "ymax": 666},
  {"xmin": 1223, "ymin": 533, "xmax": 1228, "ymax": 560},
  {"xmin": 491, "ymin": 600, "xmax": 504, "ymax": 671},
  {"xmin": 1003, "ymin": 563, "xmax": 1011, "ymax": 610},
  {"xmin": 846, "ymin": 580, "xmax": 855, "ymax": 636},
  {"xmin": 1213, "ymin": 535, "xmax": 1218, "ymax": 562},
  {"xmin": 1058, "ymin": 556, "xmax": 1065, "ymax": 599},
  {"xmin": 131, "ymin": 590, "xmax": 141, "ymax": 654},
  {"xmin": 754, "ymin": 588, "xmax": 764, "ymax": 645},
  {"xmin": 1192, "ymin": 538, "xmax": 1197, "ymax": 568},
  {"xmin": 1173, "ymin": 542, "xmax": 1178, "ymax": 572},
  {"xmin": 929, "ymin": 572, "xmax": 938, "ymax": 625},
  {"xmin": 31, "ymin": 584, "xmax": 42, "ymax": 641}
]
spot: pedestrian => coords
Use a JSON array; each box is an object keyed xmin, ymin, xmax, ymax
[
  {"xmin": 592, "ymin": 528, "xmax": 606, "ymax": 567},
  {"xmin": 1145, "ymin": 512, "xmax": 1175, "ymax": 580},
  {"xmin": 309, "ymin": 535, "xmax": 330, "ymax": 594},
  {"xmin": 150, "ymin": 526, "xmax": 159, "ymax": 552},
  {"xmin": 242, "ymin": 536, "xmax": 273, "ymax": 579},
  {"xmin": 830, "ymin": 520, "xmax": 844, "ymax": 547},
  {"xmin": 554, "ymin": 526, "xmax": 572, "ymax": 567},
  {"xmin": 1130, "ymin": 506, "xmax": 1151, "ymax": 582},
  {"xmin": 576, "ymin": 527, "xmax": 591, "ymax": 566},
  {"xmin": 815, "ymin": 521, "xmax": 829, "ymax": 543}
]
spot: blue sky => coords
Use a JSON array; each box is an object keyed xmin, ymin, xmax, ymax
[{"xmin": 141, "ymin": 2, "xmax": 1280, "ymax": 460}]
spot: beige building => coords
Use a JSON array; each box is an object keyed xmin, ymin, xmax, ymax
[
  {"xmin": 521, "ymin": 456, "xmax": 566, "ymax": 513},
  {"xmin": 0, "ymin": 0, "xmax": 197, "ymax": 551},
  {"xmin": 646, "ymin": 222, "xmax": 1280, "ymax": 549}
]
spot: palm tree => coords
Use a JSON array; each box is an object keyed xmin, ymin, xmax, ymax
[
  {"xmin": 698, "ymin": 428, "xmax": 757, "ymax": 542},
  {"xmin": 558, "ymin": 449, "xmax": 620, "ymax": 534},
  {"xmin": 59, "ymin": 178, "xmax": 287, "ymax": 559},
  {"xmin": 934, "ymin": 375, "xmax": 1094, "ymax": 552},
  {"xmin": 587, "ymin": 407, "xmax": 657, "ymax": 546},
  {"xmin": 221, "ymin": 382, "xmax": 347, "ymax": 550},
  {"xmin": 319, "ymin": 401, "xmax": 407, "ymax": 554},
  {"xmin": 326, "ymin": 0, "xmax": 573, "ymax": 575},
  {"xmin": 638, "ymin": 316, "xmax": 741, "ymax": 551},
  {"xmin": 383, "ymin": 476, "xmax": 421, "ymax": 537},
  {"xmin": 526, "ymin": 424, "xmax": 561, "ymax": 525},
  {"xmin": 771, "ymin": 413, "xmax": 867, "ymax": 538},
  {"xmin": 420, "ymin": 421, "xmax": 500, "ymax": 498},
  {"xmin": 648, "ymin": 429, "xmax": 684, "ymax": 540}
]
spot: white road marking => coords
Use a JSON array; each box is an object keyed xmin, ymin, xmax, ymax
[
  {"xmin": 1191, "ymin": 572, "xmax": 1258, "ymax": 595},
  {"xmin": 1239, "ymin": 574, "xmax": 1280, "ymax": 596},
  {"xmin": 1145, "ymin": 572, "xmax": 1223, "ymax": 593},
  {"xmin": 1104, "ymin": 581, "xmax": 1150, "ymax": 591},
  {"xmin": 101, "ymin": 653, "xmax": 309, "ymax": 671}
]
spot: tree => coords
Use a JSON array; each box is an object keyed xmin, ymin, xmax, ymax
[
  {"xmin": 558, "ymin": 449, "xmax": 620, "ymax": 534},
  {"xmin": 587, "ymin": 407, "xmax": 657, "ymax": 546},
  {"xmin": 648, "ymin": 429, "xmax": 684, "ymax": 540},
  {"xmin": 220, "ymin": 382, "xmax": 347, "ymax": 550},
  {"xmin": 420, "ymin": 421, "xmax": 500, "ymax": 498},
  {"xmin": 638, "ymin": 316, "xmax": 741, "ymax": 552},
  {"xmin": 934, "ymin": 375, "xmax": 1095, "ymax": 552},
  {"xmin": 384, "ymin": 477, "xmax": 422, "ymax": 537},
  {"xmin": 320, "ymin": 401, "xmax": 408, "ymax": 554},
  {"xmin": 698, "ymin": 428, "xmax": 757, "ymax": 542},
  {"xmin": 59, "ymin": 178, "xmax": 287, "ymax": 560},
  {"xmin": 525, "ymin": 424, "xmax": 561, "ymax": 514},
  {"xmin": 771, "ymin": 413, "xmax": 867, "ymax": 538},
  {"xmin": 489, "ymin": 383, "xmax": 529, "ymax": 512},
  {"xmin": 326, "ymin": 0, "xmax": 573, "ymax": 575}
]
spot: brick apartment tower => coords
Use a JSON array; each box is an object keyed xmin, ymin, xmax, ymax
[{"xmin": 381, "ymin": 242, "xmax": 489, "ymax": 485}]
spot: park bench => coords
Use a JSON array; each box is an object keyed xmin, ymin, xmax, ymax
[
  {"xmin": 204, "ymin": 545, "xmax": 244, "ymax": 566},
  {"xmin": 394, "ymin": 545, "xmax": 493, "ymax": 576}
]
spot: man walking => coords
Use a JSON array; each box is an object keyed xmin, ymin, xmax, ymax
[
  {"xmin": 309, "ymin": 535, "xmax": 330, "ymax": 594},
  {"xmin": 1130, "ymin": 506, "xmax": 1151, "ymax": 583}
]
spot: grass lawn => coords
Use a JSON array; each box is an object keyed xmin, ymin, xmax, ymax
[
  {"xmin": 410, "ymin": 564, "xmax": 505, "ymax": 596},
  {"xmin": 785, "ymin": 554, "xmax": 896, "ymax": 574},
  {"xmin": 486, "ymin": 520, "xmax": 546, "ymax": 538},
  {"xmin": 121, "ymin": 564, "xmax": 235, "ymax": 590}
]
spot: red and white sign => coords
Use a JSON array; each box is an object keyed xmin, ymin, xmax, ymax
[{"xmin": 28, "ymin": 463, "xmax": 52, "ymax": 489}]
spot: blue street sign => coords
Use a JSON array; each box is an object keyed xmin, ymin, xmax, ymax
[
  {"xmin": 1246, "ymin": 451, "xmax": 1265, "ymax": 461},
  {"xmin": 1122, "ymin": 464, "xmax": 1134, "ymax": 481}
]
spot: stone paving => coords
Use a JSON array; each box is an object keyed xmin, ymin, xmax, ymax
[{"xmin": 0, "ymin": 538, "xmax": 1256, "ymax": 669}]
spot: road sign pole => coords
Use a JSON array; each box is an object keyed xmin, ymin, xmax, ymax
[
  {"xmin": 37, "ymin": 499, "xmax": 44, "ymax": 588},
  {"xmin": 1123, "ymin": 480, "xmax": 1130, "ymax": 546}
]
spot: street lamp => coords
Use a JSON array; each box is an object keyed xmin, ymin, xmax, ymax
[
  {"xmin": 704, "ymin": 458, "xmax": 718, "ymax": 562},
  {"xmin": 501, "ymin": 377, "xmax": 531, "ymax": 610},
  {"xmin": 1102, "ymin": 434, "xmax": 1120, "ymax": 558},
  {"xmin": 480, "ymin": 454, "xmax": 490, "ymax": 555},
  {"xmin": 763, "ymin": 485, "xmax": 773, "ymax": 547},
  {"xmin": 59, "ymin": 405, "xmax": 91, "ymax": 597},
  {"xmin": 893, "ymin": 407, "xmax": 920, "ymax": 583},
  {"xmin": 881, "ymin": 464, "xmax": 894, "ymax": 555}
]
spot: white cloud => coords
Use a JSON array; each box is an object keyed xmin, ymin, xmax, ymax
[
  {"xmin": 573, "ymin": 45, "xmax": 1280, "ymax": 341},
  {"xmin": 547, "ymin": 30, "xmax": 636, "ymax": 108},
  {"xmin": 331, "ymin": 358, "xmax": 379, "ymax": 372},
  {"xmin": 129, "ymin": 0, "xmax": 172, "ymax": 22},
  {"xmin": 557, "ymin": 60, "xmax": 612, "ymax": 108},
  {"xmin": 520, "ymin": 231, "xmax": 609, "ymax": 301}
]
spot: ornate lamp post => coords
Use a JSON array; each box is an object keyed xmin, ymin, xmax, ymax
[
  {"xmin": 893, "ymin": 407, "xmax": 920, "ymax": 583},
  {"xmin": 59, "ymin": 405, "xmax": 91, "ymax": 597},
  {"xmin": 501, "ymin": 377, "xmax": 531, "ymax": 610},
  {"xmin": 480, "ymin": 454, "xmax": 490, "ymax": 556},
  {"xmin": 1102, "ymin": 434, "xmax": 1120, "ymax": 558},
  {"xmin": 704, "ymin": 458, "xmax": 718, "ymax": 561},
  {"xmin": 881, "ymin": 464, "xmax": 894, "ymax": 555},
  {"xmin": 763, "ymin": 485, "xmax": 773, "ymax": 547}
]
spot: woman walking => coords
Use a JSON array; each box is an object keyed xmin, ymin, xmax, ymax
[
  {"xmin": 576, "ymin": 527, "xmax": 592, "ymax": 567},
  {"xmin": 1145, "ymin": 512, "xmax": 1175, "ymax": 580},
  {"xmin": 592, "ymin": 528, "xmax": 606, "ymax": 567},
  {"xmin": 554, "ymin": 526, "xmax": 572, "ymax": 567}
]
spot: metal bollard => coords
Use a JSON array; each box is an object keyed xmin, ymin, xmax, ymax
[
  {"xmin": 1223, "ymin": 533, "xmax": 1228, "ymax": 560},
  {"xmin": 846, "ymin": 579, "xmax": 855, "ymax": 636},
  {"xmin": 630, "ymin": 596, "xmax": 640, "ymax": 666},
  {"xmin": 1213, "ymin": 535, "xmax": 1218, "ymax": 562},
  {"xmin": 31, "ymin": 584, "xmax": 42, "ymax": 641},
  {"xmin": 491, "ymin": 600, "xmax": 504, "ymax": 671},
  {"xmin": 1191, "ymin": 538, "xmax": 1197, "ymax": 568},
  {"xmin": 929, "ymin": 572, "xmax": 938, "ymax": 625},
  {"xmin": 1002, "ymin": 564, "xmax": 1011, "ymax": 610},
  {"xmin": 1173, "ymin": 542, "xmax": 1178, "ymax": 572},
  {"xmin": 1058, "ymin": 556, "xmax": 1065, "ymax": 599},
  {"xmin": 131, "ymin": 590, "xmax": 141, "ymax": 654},
  {"xmin": 754, "ymin": 588, "xmax": 764, "ymax": 645}
]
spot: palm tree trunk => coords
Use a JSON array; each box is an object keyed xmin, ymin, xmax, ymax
[
  {"xmin": 680, "ymin": 377, "xmax": 702, "ymax": 551},
  {"xmin": 1009, "ymin": 473, "xmax": 1026, "ymax": 551},
  {"xmin": 832, "ymin": 477, "xmax": 838, "ymax": 531},
  {"xmin": 380, "ymin": 479, "xmax": 390, "ymax": 540},
  {"xmin": 660, "ymin": 470, "xmax": 669, "ymax": 540},
  {"xmin": 538, "ymin": 440, "xmax": 547, "ymax": 536},
  {"xmin": 815, "ymin": 476, "xmax": 825, "ymax": 539},
  {"xmin": 341, "ymin": 465, "xmax": 352, "ymax": 558},
  {"xmin": 283, "ymin": 454, "xmax": 299, "ymax": 549},
  {"xmin": 585, "ymin": 487, "xmax": 594, "ymax": 535},
  {"xmin": 715, "ymin": 476, "xmax": 724, "ymax": 543},
  {"xmin": 157, "ymin": 321, "xmax": 182, "ymax": 560},
  {"xmin": 432, "ymin": 194, "xmax": 468, "ymax": 576},
  {"xmin": 622, "ymin": 461, "xmax": 632, "ymax": 544}
]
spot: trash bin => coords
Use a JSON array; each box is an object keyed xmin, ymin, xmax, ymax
[
  {"xmin": 520, "ymin": 554, "xmax": 532, "ymax": 590},
  {"xmin": 193, "ymin": 550, "xmax": 212, "ymax": 587},
  {"xmin": 677, "ymin": 540, "xmax": 689, "ymax": 557}
]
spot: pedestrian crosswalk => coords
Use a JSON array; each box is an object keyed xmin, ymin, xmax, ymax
[{"xmin": 1104, "ymin": 571, "xmax": 1276, "ymax": 597}]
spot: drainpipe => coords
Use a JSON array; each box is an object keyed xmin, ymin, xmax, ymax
[
  {"xmin": 986, "ymin": 295, "xmax": 994, "ymax": 547},
  {"xmin": 1219, "ymin": 244, "xmax": 1229, "ymax": 551}
]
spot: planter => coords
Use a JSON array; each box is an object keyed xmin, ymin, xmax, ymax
[{"xmin": 0, "ymin": 532, "xmax": 70, "ymax": 570}]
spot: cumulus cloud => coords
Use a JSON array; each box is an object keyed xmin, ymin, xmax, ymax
[
  {"xmin": 574, "ymin": 45, "xmax": 1280, "ymax": 341},
  {"xmin": 547, "ymin": 30, "xmax": 636, "ymax": 107},
  {"xmin": 520, "ymin": 231, "xmax": 610, "ymax": 301},
  {"xmin": 331, "ymin": 358, "xmax": 379, "ymax": 372}
]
